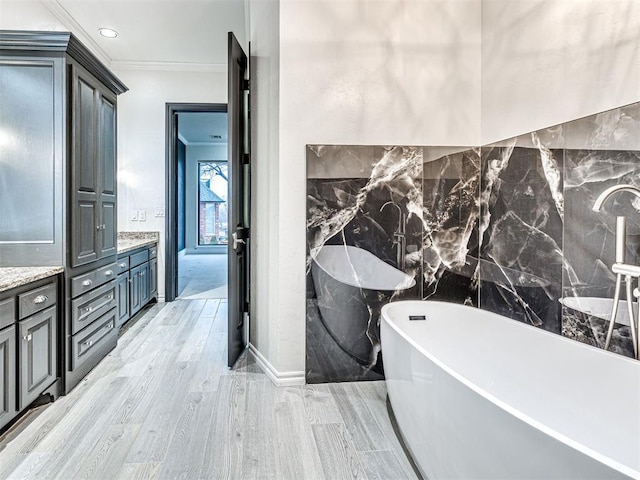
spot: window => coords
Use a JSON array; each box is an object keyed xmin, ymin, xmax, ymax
[{"xmin": 198, "ymin": 162, "xmax": 228, "ymax": 245}]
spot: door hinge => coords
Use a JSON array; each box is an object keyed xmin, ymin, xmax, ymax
[{"xmin": 242, "ymin": 79, "xmax": 250, "ymax": 91}]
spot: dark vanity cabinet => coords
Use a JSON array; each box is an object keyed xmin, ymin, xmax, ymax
[
  {"xmin": 0, "ymin": 31, "xmax": 127, "ymax": 395},
  {"xmin": 115, "ymin": 244, "xmax": 158, "ymax": 328},
  {"xmin": 0, "ymin": 276, "xmax": 60, "ymax": 431}
]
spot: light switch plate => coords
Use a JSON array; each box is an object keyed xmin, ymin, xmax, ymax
[
  {"xmin": 155, "ymin": 206, "xmax": 165, "ymax": 217},
  {"xmin": 130, "ymin": 210, "xmax": 138, "ymax": 221},
  {"xmin": 138, "ymin": 209, "xmax": 146, "ymax": 222}
]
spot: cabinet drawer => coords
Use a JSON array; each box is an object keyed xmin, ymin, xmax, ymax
[
  {"xmin": 71, "ymin": 309, "xmax": 117, "ymax": 370},
  {"xmin": 71, "ymin": 262, "xmax": 117, "ymax": 298},
  {"xmin": 116, "ymin": 257, "xmax": 130, "ymax": 274},
  {"xmin": 129, "ymin": 250, "xmax": 149, "ymax": 268},
  {"xmin": 0, "ymin": 297, "xmax": 15, "ymax": 330},
  {"xmin": 18, "ymin": 282, "xmax": 57, "ymax": 320},
  {"xmin": 70, "ymin": 280, "xmax": 117, "ymax": 335},
  {"xmin": 149, "ymin": 245, "xmax": 157, "ymax": 259}
]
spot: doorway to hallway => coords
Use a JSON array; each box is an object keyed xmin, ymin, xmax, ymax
[{"xmin": 165, "ymin": 104, "xmax": 228, "ymax": 302}]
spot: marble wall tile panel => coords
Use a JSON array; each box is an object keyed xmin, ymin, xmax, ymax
[
  {"xmin": 306, "ymin": 146, "xmax": 423, "ymax": 383},
  {"xmin": 479, "ymin": 131, "xmax": 565, "ymax": 333},
  {"xmin": 422, "ymin": 148, "xmax": 480, "ymax": 305}
]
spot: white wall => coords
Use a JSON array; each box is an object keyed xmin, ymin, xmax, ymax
[
  {"xmin": 481, "ymin": 0, "xmax": 640, "ymax": 144},
  {"xmin": 250, "ymin": 0, "xmax": 482, "ymax": 376},
  {"xmin": 248, "ymin": 0, "xmax": 281, "ymax": 370},
  {"xmin": 184, "ymin": 143, "xmax": 227, "ymax": 252},
  {"xmin": 114, "ymin": 67, "xmax": 227, "ymax": 300}
]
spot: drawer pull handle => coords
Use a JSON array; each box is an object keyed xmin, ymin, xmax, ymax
[
  {"xmin": 105, "ymin": 270, "xmax": 113, "ymax": 276},
  {"xmin": 82, "ymin": 279, "xmax": 93, "ymax": 287},
  {"xmin": 140, "ymin": 271, "xmax": 145, "ymax": 276},
  {"xmin": 34, "ymin": 295, "xmax": 48, "ymax": 304},
  {"xmin": 119, "ymin": 263, "xmax": 127, "ymax": 268},
  {"xmin": 23, "ymin": 333, "xmax": 32, "ymax": 342},
  {"xmin": 106, "ymin": 294, "xmax": 113, "ymax": 300},
  {"xmin": 84, "ymin": 340, "xmax": 93, "ymax": 347}
]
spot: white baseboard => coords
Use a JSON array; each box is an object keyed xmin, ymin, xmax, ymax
[{"xmin": 248, "ymin": 343, "xmax": 305, "ymax": 387}]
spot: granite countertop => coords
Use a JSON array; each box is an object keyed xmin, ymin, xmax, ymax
[
  {"xmin": 0, "ymin": 266, "xmax": 64, "ymax": 293},
  {"xmin": 117, "ymin": 231, "xmax": 160, "ymax": 254}
]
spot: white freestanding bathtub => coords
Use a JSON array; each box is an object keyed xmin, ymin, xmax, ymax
[{"xmin": 381, "ymin": 300, "xmax": 640, "ymax": 480}]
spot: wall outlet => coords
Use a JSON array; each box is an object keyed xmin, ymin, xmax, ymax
[
  {"xmin": 155, "ymin": 206, "xmax": 165, "ymax": 217},
  {"xmin": 130, "ymin": 210, "xmax": 138, "ymax": 221},
  {"xmin": 138, "ymin": 209, "xmax": 146, "ymax": 222}
]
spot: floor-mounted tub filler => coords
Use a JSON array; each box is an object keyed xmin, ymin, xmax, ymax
[{"xmin": 381, "ymin": 300, "xmax": 639, "ymax": 480}]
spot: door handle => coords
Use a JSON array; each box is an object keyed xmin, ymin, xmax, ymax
[{"xmin": 232, "ymin": 232, "xmax": 246, "ymax": 251}]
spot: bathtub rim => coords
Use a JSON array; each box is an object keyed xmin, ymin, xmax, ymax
[{"xmin": 381, "ymin": 300, "xmax": 639, "ymax": 480}]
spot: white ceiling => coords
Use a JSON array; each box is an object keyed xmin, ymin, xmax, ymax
[
  {"xmin": 0, "ymin": 0, "xmax": 243, "ymax": 144},
  {"xmin": 41, "ymin": 0, "xmax": 247, "ymax": 67},
  {"xmin": 178, "ymin": 112, "xmax": 228, "ymax": 144}
]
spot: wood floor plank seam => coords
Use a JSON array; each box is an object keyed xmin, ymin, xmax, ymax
[{"xmin": 0, "ymin": 300, "xmax": 417, "ymax": 480}]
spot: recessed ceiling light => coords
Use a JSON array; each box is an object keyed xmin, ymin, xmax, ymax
[{"xmin": 98, "ymin": 28, "xmax": 118, "ymax": 38}]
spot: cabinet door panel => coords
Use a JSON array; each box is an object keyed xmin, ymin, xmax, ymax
[
  {"xmin": 99, "ymin": 94, "xmax": 117, "ymax": 257},
  {"xmin": 75, "ymin": 76, "xmax": 98, "ymax": 194},
  {"xmin": 100, "ymin": 200, "xmax": 116, "ymax": 257},
  {"xmin": 116, "ymin": 273, "xmax": 129, "ymax": 327},
  {"xmin": 100, "ymin": 96, "xmax": 116, "ymax": 195},
  {"xmin": 71, "ymin": 65, "xmax": 100, "ymax": 267},
  {"xmin": 18, "ymin": 307, "xmax": 57, "ymax": 410},
  {"xmin": 130, "ymin": 266, "xmax": 141, "ymax": 316},
  {"xmin": 140, "ymin": 262, "xmax": 150, "ymax": 306},
  {"xmin": 149, "ymin": 257, "xmax": 157, "ymax": 299},
  {"xmin": 0, "ymin": 325, "xmax": 16, "ymax": 430}
]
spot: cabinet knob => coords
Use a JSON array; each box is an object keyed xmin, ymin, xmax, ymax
[
  {"xmin": 82, "ymin": 279, "xmax": 93, "ymax": 287},
  {"xmin": 84, "ymin": 340, "xmax": 93, "ymax": 347},
  {"xmin": 23, "ymin": 333, "xmax": 33, "ymax": 342},
  {"xmin": 106, "ymin": 294, "xmax": 113, "ymax": 300},
  {"xmin": 105, "ymin": 270, "xmax": 113, "ymax": 276},
  {"xmin": 119, "ymin": 263, "xmax": 127, "ymax": 268},
  {"xmin": 34, "ymin": 295, "xmax": 48, "ymax": 304},
  {"xmin": 141, "ymin": 271, "xmax": 145, "ymax": 276}
]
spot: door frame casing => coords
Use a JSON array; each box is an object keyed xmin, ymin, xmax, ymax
[{"xmin": 164, "ymin": 102, "xmax": 227, "ymax": 302}]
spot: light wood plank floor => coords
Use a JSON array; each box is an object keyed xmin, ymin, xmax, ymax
[{"xmin": 0, "ymin": 300, "xmax": 418, "ymax": 480}]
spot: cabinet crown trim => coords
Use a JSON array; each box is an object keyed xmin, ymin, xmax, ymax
[{"xmin": 0, "ymin": 30, "xmax": 128, "ymax": 95}]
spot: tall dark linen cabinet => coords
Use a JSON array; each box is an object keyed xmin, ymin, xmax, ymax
[{"xmin": 0, "ymin": 31, "xmax": 128, "ymax": 394}]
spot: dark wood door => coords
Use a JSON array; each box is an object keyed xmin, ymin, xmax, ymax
[{"xmin": 227, "ymin": 32, "xmax": 250, "ymax": 368}]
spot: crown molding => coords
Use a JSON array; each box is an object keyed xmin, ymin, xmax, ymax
[
  {"xmin": 39, "ymin": 0, "xmax": 112, "ymax": 67},
  {"xmin": 110, "ymin": 61, "xmax": 226, "ymax": 72}
]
